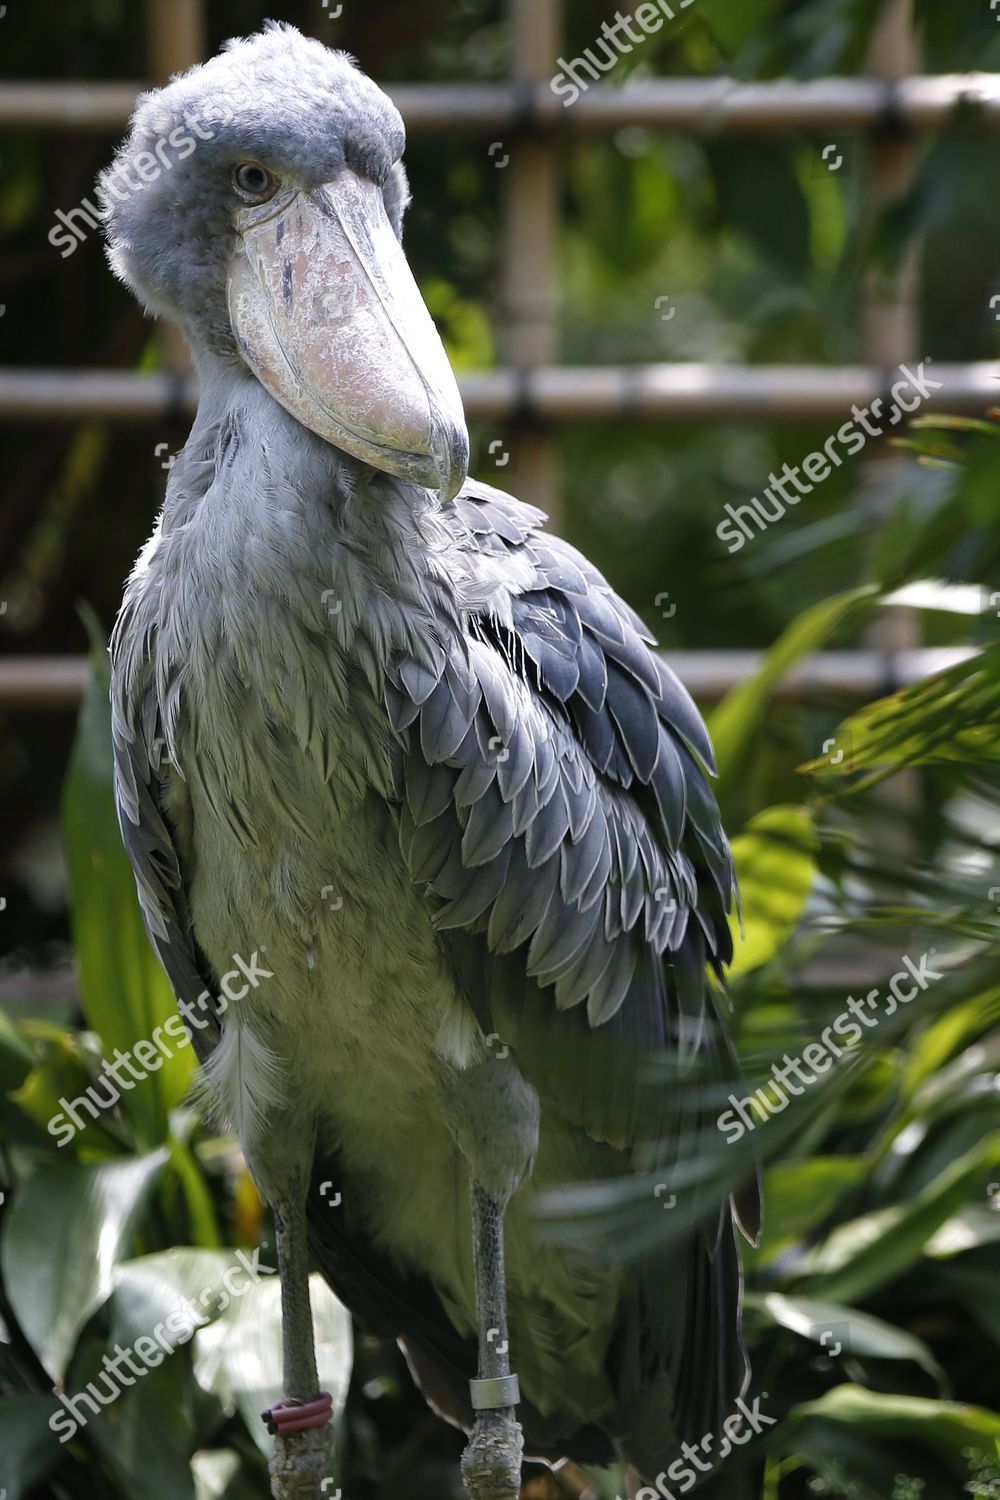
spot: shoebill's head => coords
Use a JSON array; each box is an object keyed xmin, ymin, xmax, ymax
[{"xmin": 100, "ymin": 20, "xmax": 469, "ymax": 499}]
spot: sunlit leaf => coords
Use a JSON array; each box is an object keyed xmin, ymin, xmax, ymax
[
  {"xmin": 2, "ymin": 1149, "xmax": 168, "ymax": 1381},
  {"xmin": 754, "ymin": 1156, "xmax": 862, "ymax": 1263},
  {"xmin": 789, "ymin": 1384, "xmax": 1000, "ymax": 1458},
  {"xmin": 792, "ymin": 1134, "xmax": 1000, "ymax": 1304},
  {"xmin": 748, "ymin": 1291, "xmax": 946, "ymax": 1385},
  {"xmin": 710, "ymin": 585, "xmax": 877, "ymax": 806},
  {"xmin": 728, "ymin": 804, "xmax": 818, "ymax": 976}
]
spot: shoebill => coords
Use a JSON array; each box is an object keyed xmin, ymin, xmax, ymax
[{"xmin": 102, "ymin": 23, "xmax": 759, "ymax": 1500}]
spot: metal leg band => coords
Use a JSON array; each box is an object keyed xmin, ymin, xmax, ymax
[{"xmin": 469, "ymin": 1373, "xmax": 520, "ymax": 1411}]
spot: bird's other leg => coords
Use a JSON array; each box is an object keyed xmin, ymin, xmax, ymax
[
  {"xmin": 434, "ymin": 1055, "xmax": 539, "ymax": 1500},
  {"xmin": 260, "ymin": 1167, "xmax": 333, "ymax": 1500},
  {"xmin": 463, "ymin": 1179, "xmax": 524, "ymax": 1500}
]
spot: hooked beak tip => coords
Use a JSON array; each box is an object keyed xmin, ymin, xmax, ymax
[{"xmin": 432, "ymin": 418, "xmax": 470, "ymax": 503}]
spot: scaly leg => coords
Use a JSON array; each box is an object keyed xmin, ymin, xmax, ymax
[
  {"xmin": 461, "ymin": 1181, "xmax": 524, "ymax": 1500},
  {"xmin": 262, "ymin": 1191, "xmax": 334, "ymax": 1500}
]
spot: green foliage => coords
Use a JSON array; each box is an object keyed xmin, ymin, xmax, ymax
[{"xmin": 727, "ymin": 804, "xmax": 819, "ymax": 978}]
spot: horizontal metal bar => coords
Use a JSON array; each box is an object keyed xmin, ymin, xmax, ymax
[
  {"xmin": 0, "ymin": 657, "xmax": 91, "ymax": 708},
  {"xmin": 1, "ymin": 363, "xmax": 995, "ymax": 424},
  {"xmin": 3, "ymin": 76, "xmax": 1000, "ymax": 135},
  {"xmin": 0, "ymin": 650, "xmax": 977, "ymax": 711}
]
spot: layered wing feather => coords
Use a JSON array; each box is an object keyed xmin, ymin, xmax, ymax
[{"xmin": 390, "ymin": 480, "xmax": 740, "ymax": 1147}]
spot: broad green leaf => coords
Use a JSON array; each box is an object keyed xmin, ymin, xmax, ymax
[
  {"xmin": 925, "ymin": 1204, "xmax": 1000, "ymax": 1259},
  {"xmin": 168, "ymin": 1134, "xmax": 224, "ymax": 1249},
  {"xmin": 709, "ymin": 585, "xmax": 877, "ymax": 800},
  {"xmin": 879, "ymin": 1033, "xmax": 1000, "ymax": 1172},
  {"xmin": 193, "ymin": 1271, "xmax": 352, "ymax": 1456},
  {"xmin": 728, "ymin": 805, "xmax": 818, "ymax": 976},
  {"xmin": 0, "ymin": 1393, "xmax": 65, "ymax": 1500},
  {"xmin": 901, "ymin": 990, "xmax": 1000, "ymax": 1100},
  {"xmin": 788, "ymin": 1384, "xmax": 1000, "ymax": 1459},
  {"xmin": 11, "ymin": 1028, "xmax": 124, "ymax": 1155},
  {"xmin": 747, "ymin": 1292, "xmax": 946, "ymax": 1385},
  {"xmin": 2, "ymin": 1149, "xmax": 168, "ymax": 1380},
  {"xmin": 78, "ymin": 1344, "xmax": 222, "ymax": 1500},
  {"xmin": 793, "ymin": 1133, "xmax": 1000, "ymax": 1305},
  {"xmin": 109, "ymin": 1247, "xmax": 258, "ymax": 1353},
  {"xmin": 755, "ymin": 1156, "xmax": 862, "ymax": 1262},
  {"xmin": 62, "ymin": 619, "xmax": 194, "ymax": 1149}
]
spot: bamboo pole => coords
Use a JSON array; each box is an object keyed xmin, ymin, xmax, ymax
[
  {"xmin": 860, "ymin": 1, "xmax": 924, "ymax": 853},
  {"xmin": 145, "ymin": 0, "xmax": 205, "ymax": 374},
  {"xmin": 496, "ymin": 0, "xmax": 562, "ymax": 520},
  {"xmin": 6, "ymin": 77, "xmax": 1000, "ymax": 134},
  {"xmin": 862, "ymin": 0, "xmax": 923, "ymax": 621},
  {"xmin": 0, "ymin": 363, "xmax": 995, "ymax": 424},
  {"xmin": 146, "ymin": 0, "xmax": 205, "ymax": 81}
]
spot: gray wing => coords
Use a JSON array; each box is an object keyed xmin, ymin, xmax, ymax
[
  {"xmin": 388, "ymin": 479, "xmax": 740, "ymax": 1143},
  {"xmin": 110, "ymin": 598, "xmax": 222, "ymax": 1060}
]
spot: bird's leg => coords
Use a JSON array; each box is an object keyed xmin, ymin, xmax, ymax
[
  {"xmin": 461, "ymin": 1180, "xmax": 524, "ymax": 1500},
  {"xmin": 434, "ymin": 1053, "xmax": 537, "ymax": 1500},
  {"xmin": 263, "ymin": 1187, "xmax": 334, "ymax": 1500}
]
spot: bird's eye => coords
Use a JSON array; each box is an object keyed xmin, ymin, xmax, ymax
[{"xmin": 232, "ymin": 163, "xmax": 278, "ymax": 202}]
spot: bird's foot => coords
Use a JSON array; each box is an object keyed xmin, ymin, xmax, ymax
[
  {"xmin": 262, "ymin": 1391, "xmax": 334, "ymax": 1436},
  {"xmin": 267, "ymin": 1420, "xmax": 333, "ymax": 1500},
  {"xmin": 460, "ymin": 1411, "xmax": 524, "ymax": 1500}
]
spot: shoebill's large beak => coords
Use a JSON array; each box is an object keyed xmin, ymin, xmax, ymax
[{"xmin": 227, "ymin": 169, "xmax": 469, "ymax": 502}]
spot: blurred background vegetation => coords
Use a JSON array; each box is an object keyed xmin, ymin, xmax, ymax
[{"xmin": 3, "ymin": 0, "xmax": 1000, "ymax": 1497}]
